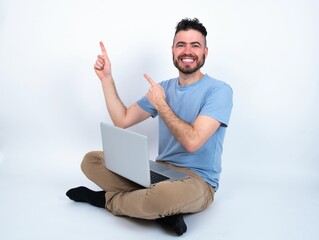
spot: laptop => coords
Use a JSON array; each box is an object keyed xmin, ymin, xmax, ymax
[{"xmin": 100, "ymin": 122, "xmax": 189, "ymax": 188}]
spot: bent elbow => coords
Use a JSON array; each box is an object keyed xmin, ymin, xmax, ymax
[
  {"xmin": 184, "ymin": 143, "xmax": 201, "ymax": 153},
  {"xmin": 113, "ymin": 122, "xmax": 129, "ymax": 129}
]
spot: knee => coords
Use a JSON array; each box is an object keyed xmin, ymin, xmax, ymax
[
  {"xmin": 81, "ymin": 151, "xmax": 104, "ymax": 175},
  {"xmin": 142, "ymin": 184, "xmax": 178, "ymax": 216}
]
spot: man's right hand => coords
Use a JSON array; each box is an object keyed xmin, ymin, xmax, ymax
[{"xmin": 94, "ymin": 41, "xmax": 112, "ymax": 81}]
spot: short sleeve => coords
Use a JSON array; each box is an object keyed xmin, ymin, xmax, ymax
[
  {"xmin": 200, "ymin": 83, "xmax": 233, "ymax": 127},
  {"xmin": 136, "ymin": 95, "xmax": 158, "ymax": 118}
]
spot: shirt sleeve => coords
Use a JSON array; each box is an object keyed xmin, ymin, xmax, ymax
[
  {"xmin": 200, "ymin": 83, "xmax": 233, "ymax": 127},
  {"xmin": 136, "ymin": 95, "xmax": 158, "ymax": 118}
]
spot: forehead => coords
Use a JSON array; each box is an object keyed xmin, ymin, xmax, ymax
[{"xmin": 173, "ymin": 29, "xmax": 205, "ymax": 45}]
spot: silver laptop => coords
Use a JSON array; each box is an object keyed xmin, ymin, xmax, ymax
[{"xmin": 100, "ymin": 122, "xmax": 189, "ymax": 188}]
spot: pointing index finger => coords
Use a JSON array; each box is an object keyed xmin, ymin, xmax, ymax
[
  {"xmin": 99, "ymin": 41, "xmax": 107, "ymax": 55},
  {"xmin": 144, "ymin": 73, "xmax": 156, "ymax": 87}
]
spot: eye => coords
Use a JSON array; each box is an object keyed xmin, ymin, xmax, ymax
[
  {"xmin": 176, "ymin": 43, "xmax": 185, "ymax": 48},
  {"xmin": 192, "ymin": 44, "xmax": 200, "ymax": 48}
]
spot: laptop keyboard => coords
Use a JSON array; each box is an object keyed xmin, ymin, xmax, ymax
[{"xmin": 150, "ymin": 170, "xmax": 170, "ymax": 184}]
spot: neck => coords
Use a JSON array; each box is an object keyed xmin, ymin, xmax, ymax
[{"xmin": 178, "ymin": 71, "xmax": 204, "ymax": 86}]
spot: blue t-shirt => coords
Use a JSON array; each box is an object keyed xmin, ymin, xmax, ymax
[{"xmin": 137, "ymin": 74, "xmax": 233, "ymax": 190}]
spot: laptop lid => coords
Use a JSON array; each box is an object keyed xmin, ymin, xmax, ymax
[{"xmin": 100, "ymin": 122, "xmax": 152, "ymax": 187}]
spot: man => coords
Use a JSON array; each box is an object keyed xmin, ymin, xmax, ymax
[{"xmin": 66, "ymin": 18, "xmax": 233, "ymax": 236}]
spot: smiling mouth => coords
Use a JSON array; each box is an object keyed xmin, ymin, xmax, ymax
[
  {"xmin": 179, "ymin": 54, "xmax": 197, "ymax": 64},
  {"xmin": 181, "ymin": 58, "xmax": 195, "ymax": 63}
]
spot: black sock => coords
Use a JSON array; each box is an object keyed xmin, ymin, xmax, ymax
[
  {"xmin": 156, "ymin": 214, "xmax": 187, "ymax": 236},
  {"xmin": 66, "ymin": 186, "xmax": 106, "ymax": 208}
]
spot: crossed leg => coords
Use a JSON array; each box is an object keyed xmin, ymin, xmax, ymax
[{"xmin": 67, "ymin": 151, "xmax": 215, "ymax": 235}]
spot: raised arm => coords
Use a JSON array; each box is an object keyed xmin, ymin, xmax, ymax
[
  {"xmin": 144, "ymin": 74, "xmax": 221, "ymax": 152},
  {"xmin": 94, "ymin": 42, "xmax": 151, "ymax": 128}
]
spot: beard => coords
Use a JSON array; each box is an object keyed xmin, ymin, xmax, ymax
[{"xmin": 173, "ymin": 53, "xmax": 206, "ymax": 74}]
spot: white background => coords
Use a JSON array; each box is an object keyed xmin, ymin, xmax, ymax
[{"xmin": 0, "ymin": 0, "xmax": 318, "ymax": 239}]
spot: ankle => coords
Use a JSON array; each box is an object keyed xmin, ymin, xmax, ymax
[{"xmin": 156, "ymin": 214, "xmax": 187, "ymax": 236}]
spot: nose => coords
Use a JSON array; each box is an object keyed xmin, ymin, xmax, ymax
[{"xmin": 184, "ymin": 44, "xmax": 192, "ymax": 54}]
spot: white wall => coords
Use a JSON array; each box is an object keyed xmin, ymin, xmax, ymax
[{"xmin": 0, "ymin": 0, "xmax": 318, "ymax": 183}]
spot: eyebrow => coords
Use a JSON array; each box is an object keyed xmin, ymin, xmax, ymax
[{"xmin": 175, "ymin": 41, "xmax": 202, "ymax": 46}]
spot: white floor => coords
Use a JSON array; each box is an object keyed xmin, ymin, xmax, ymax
[{"xmin": 0, "ymin": 148, "xmax": 318, "ymax": 240}]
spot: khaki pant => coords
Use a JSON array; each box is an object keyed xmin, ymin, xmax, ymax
[{"xmin": 81, "ymin": 151, "xmax": 215, "ymax": 220}]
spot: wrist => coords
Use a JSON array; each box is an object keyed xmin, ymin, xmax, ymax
[
  {"xmin": 100, "ymin": 75, "xmax": 113, "ymax": 83},
  {"xmin": 155, "ymin": 99, "xmax": 169, "ymax": 112}
]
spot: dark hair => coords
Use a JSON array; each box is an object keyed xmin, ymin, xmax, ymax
[{"xmin": 174, "ymin": 18, "xmax": 207, "ymax": 44}]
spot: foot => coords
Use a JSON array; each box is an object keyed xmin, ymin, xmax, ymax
[
  {"xmin": 156, "ymin": 214, "xmax": 187, "ymax": 236},
  {"xmin": 66, "ymin": 186, "xmax": 106, "ymax": 208}
]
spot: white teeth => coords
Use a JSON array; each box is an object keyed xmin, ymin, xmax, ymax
[{"xmin": 182, "ymin": 58, "xmax": 194, "ymax": 63}]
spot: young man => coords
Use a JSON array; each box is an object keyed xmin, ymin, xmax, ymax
[{"xmin": 66, "ymin": 18, "xmax": 233, "ymax": 236}]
